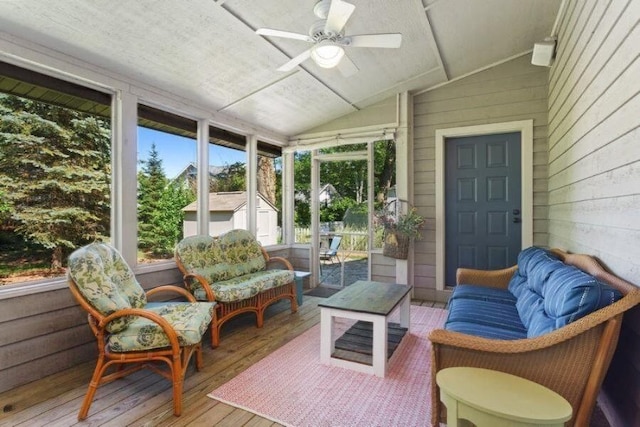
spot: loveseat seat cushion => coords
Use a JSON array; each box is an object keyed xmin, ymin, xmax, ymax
[
  {"xmin": 192, "ymin": 269, "xmax": 294, "ymax": 302},
  {"xmin": 107, "ymin": 301, "xmax": 215, "ymax": 352},
  {"xmin": 445, "ymin": 298, "xmax": 527, "ymax": 338},
  {"xmin": 450, "ymin": 284, "xmax": 517, "ymax": 304},
  {"xmin": 509, "ymin": 247, "xmax": 622, "ymax": 338}
]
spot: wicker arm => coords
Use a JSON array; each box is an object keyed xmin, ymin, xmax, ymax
[
  {"xmin": 98, "ymin": 307, "xmax": 183, "ymax": 353},
  {"xmin": 259, "ymin": 246, "xmax": 294, "ymax": 271},
  {"xmin": 182, "ymin": 272, "xmax": 217, "ymax": 301},
  {"xmin": 147, "ymin": 284, "xmax": 198, "ymax": 302},
  {"xmin": 456, "ymin": 265, "xmax": 517, "ymax": 288},
  {"xmin": 266, "ymin": 255, "xmax": 294, "ymax": 271}
]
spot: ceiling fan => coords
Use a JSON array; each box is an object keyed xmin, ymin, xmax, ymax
[{"xmin": 256, "ymin": 0, "xmax": 402, "ymax": 76}]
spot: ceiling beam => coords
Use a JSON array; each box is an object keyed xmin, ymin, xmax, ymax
[{"xmin": 420, "ymin": 1, "xmax": 449, "ymax": 81}]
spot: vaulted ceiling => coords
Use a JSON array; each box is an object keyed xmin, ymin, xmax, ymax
[{"xmin": 0, "ymin": 0, "xmax": 561, "ymax": 137}]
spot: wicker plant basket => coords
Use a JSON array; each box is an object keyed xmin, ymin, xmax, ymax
[{"xmin": 383, "ymin": 230, "xmax": 410, "ymax": 260}]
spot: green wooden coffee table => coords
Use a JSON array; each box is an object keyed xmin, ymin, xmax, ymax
[{"xmin": 318, "ymin": 280, "xmax": 412, "ymax": 377}]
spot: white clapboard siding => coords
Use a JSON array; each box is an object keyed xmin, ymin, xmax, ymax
[
  {"xmin": 412, "ymin": 54, "xmax": 549, "ymax": 299},
  {"xmin": 547, "ymin": 1, "xmax": 640, "ymax": 425},
  {"xmin": 370, "ymin": 252, "xmax": 396, "ymax": 284}
]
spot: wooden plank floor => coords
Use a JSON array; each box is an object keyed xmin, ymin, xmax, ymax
[{"xmin": 0, "ymin": 296, "xmax": 445, "ymax": 427}]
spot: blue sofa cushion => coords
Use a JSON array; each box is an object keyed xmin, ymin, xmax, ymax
[
  {"xmin": 512, "ymin": 247, "xmax": 622, "ymax": 338},
  {"xmin": 450, "ymin": 284, "xmax": 517, "ymax": 304},
  {"xmin": 509, "ymin": 246, "xmax": 559, "ymax": 298},
  {"xmin": 446, "ymin": 298, "xmax": 527, "ymax": 335}
]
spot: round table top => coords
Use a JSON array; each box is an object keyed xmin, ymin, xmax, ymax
[{"xmin": 436, "ymin": 367, "xmax": 573, "ymax": 424}]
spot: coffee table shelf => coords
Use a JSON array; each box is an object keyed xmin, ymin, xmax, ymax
[
  {"xmin": 319, "ymin": 280, "xmax": 412, "ymax": 377},
  {"xmin": 333, "ymin": 320, "xmax": 408, "ymax": 365}
]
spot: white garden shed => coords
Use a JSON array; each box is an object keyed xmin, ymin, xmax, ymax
[{"xmin": 183, "ymin": 191, "xmax": 279, "ymax": 245}]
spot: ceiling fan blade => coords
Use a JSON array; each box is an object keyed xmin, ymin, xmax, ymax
[
  {"xmin": 324, "ymin": 0, "xmax": 355, "ymax": 35},
  {"xmin": 346, "ymin": 33, "xmax": 402, "ymax": 48},
  {"xmin": 277, "ymin": 49, "xmax": 312, "ymax": 72},
  {"xmin": 336, "ymin": 54, "xmax": 359, "ymax": 77},
  {"xmin": 256, "ymin": 28, "xmax": 313, "ymax": 43}
]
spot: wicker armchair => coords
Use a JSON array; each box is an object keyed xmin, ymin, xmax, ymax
[
  {"xmin": 428, "ymin": 249, "xmax": 640, "ymax": 427},
  {"xmin": 67, "ymin": 243, "xmax": 215, "ymax": 420}
]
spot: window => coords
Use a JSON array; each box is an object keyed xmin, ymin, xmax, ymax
[
  {"xmin": 0, "ymin": 61, "xmax": 112, "ymax": 285},
  {"xmin": 208, "ymin": 126, "xmax": 247, "ymax": 237},
  {"xmin": 256, "ymin": 142, "xmax": 283, "ymax": 246},
  {"xmin": 373, "ymin": 139, "xmax": 396, "ymax": 248},
  {"xmin": 293, "ymin": 150, "xmax": 311, "ymax": 243},
  {"xmin": 137, "ymin": 105, "xmax": 197, "ymax": 263}
]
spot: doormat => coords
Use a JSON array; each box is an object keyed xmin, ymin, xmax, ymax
[{"xmin": 304, "ymin": 286, "xmax": 341, "ymax": 298}]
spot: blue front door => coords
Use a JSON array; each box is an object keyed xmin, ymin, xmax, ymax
[{"xmin": 445, "ymin": 132, "xmax": 522, "ymax": 286}]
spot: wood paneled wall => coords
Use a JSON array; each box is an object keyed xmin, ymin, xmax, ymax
[
  {"xmin": 546, "ymin": 1, "xmax": 640, "ymax": 425},
  {"xmin": 411, "ymin": 55, "xmax": 550, "ymax": 300}
]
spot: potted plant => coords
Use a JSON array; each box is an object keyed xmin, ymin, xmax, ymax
[{"xmin": 377, "ymin": 206, "xmax": 425, "ymax": 259}]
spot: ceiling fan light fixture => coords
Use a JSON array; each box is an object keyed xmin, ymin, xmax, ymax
[{"xmin": 311, "ymin": 40, "xmax": 345, "ymax": 68}]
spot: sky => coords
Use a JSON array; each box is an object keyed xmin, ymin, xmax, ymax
[{"xmin": 137, "ymin": 127, "xmax": 247, "ymax": 178}]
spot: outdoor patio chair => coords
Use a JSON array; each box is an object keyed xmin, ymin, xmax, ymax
[
  {"xmin": 320, "ymin": 235, "xmax": 342, "ymax": 271},
  {"xmin": 67, "ymin": 242, "xmax": 215, "ymax": 420}
]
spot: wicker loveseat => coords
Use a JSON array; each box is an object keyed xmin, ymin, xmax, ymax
[
  {"xmin": 175, "ymin": 229, "xmax": 297, "ymax": 347},
  {"xmin": 429, "ymin": 246, "xmax": 640, "ymax": 427}
]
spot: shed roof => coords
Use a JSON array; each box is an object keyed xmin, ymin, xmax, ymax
[{"xmin": 182, "ymin": 191, "xmax": 277, "ymax": 212}]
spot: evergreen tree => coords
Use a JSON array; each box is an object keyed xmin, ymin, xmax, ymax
[
  {"xmin": 137, "ymin": 144, "xmax": 168, "ymax": 249},
  {"xmin": 0, "ymin": 94, "xmax": 110, "ymax": 269},
  {"xmin": 211, "ymin": 161, "xmax": 245, "ymax": 192},
  {"xmin": 137, "ymin": 144, "xmax": 195, "ymax": 256},
  {"xmin": 150, "ymin": 181, "xmax": 195, "ymax": 256}
]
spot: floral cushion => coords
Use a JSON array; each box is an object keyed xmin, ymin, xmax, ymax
[
  {"xmin": 175, "ymin": 235, "xmax": 225, "ymax": 271},
  {"xmin": 192, "ymin": 269, "xmax": 294, "ymax": 302},
  {"xmin": 68, "ymin": 243, "xmax": 147, "ymax": 333},
  {"xmin": 107, "ymin": 302, "xmax": 215, "ymax": 352}
]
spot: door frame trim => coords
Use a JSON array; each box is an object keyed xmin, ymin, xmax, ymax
[{"xmin": 435, "ymin": 120, "xmax": 534, "ymax": 290}]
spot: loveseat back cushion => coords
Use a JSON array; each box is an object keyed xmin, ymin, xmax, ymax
[
  {"xmin": 175, "ymin": 230, "xmax": 267, "ymax": 289},
  {"xmin": 175, "ymin": 235, "xmax": 226, "ymax": 294},
  {"xmin": 107, "ymin": 301, "xmax": 215, "ymax": 352},
  {"xmin": 512, "ymin": 247, "xmax": 622, "ymax": 338},
  {"xmin": 68, "ymin": 243, "xmax": 147, "ymax": 333},
  {"xmin": 217, "ymin": 229, "xmax": 267, "ymax": 277}
]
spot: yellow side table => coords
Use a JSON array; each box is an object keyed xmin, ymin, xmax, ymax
[{"xmin": 436, "ymin": 367, "xmax": 573, "ymax": 427}]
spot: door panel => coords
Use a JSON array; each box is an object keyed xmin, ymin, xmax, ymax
[{"xmin": 445, "ymin": 132, "xmax": 521, "ymax": 286}]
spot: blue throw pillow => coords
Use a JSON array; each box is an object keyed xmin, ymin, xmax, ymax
[{"xmin": 543, "ymin": 264, "xmax": 622, "ymax": 328}]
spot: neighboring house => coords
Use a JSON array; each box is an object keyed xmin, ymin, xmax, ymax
[
  {"xmin": 319, "ymin": 184, "xmax": 339, "ymax": 205},
  {"xmin": 182, "ymin": 191, "xmax": 279, "ymax": 246},
  {"xmin": 171, "ymin": 163, "xmax": 225, "ymax": 187},
  {"xmin": 294, "ymin": 183, "xmax": 340, "ymax": 206}
]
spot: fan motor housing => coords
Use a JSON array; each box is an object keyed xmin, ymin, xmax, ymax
[{"xmin": 309, "ymin": 20, "xmax": 343, "ymax": 42}]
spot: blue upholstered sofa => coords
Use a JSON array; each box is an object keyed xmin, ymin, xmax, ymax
[
  {"xmin": 429, "ymin": 246, "xmax": 640, "ymax": 427},
  {"xmin": 445, "ymin": 246, "xmax": 622, "ymax": 340}
]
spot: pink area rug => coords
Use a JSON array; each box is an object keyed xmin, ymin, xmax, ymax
[{"xmin": 208, "ymin": 306, "xmax": 448, "ymax": 427}]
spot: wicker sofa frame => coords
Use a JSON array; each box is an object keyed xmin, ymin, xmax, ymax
[
  {"xmin": 175, "ymin": 234, "xmax": 297, "ymax": 348},
  {"xmin": 428, "ymin": 249, "xmax": 640, "ymax": 427}
]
